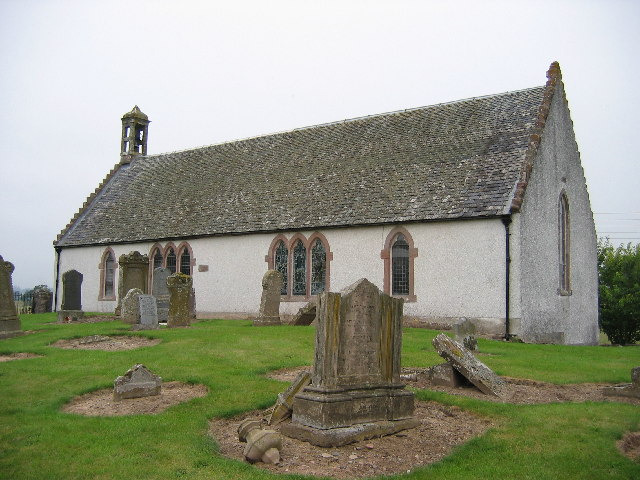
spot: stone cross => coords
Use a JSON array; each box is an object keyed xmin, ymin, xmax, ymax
[
  {"xmin": 152, "ymin": 267, "xmax": 171, "ymax": 323},
  {"xmin": 116, "ymin": 251, "xmax": 149, "ymax": 315},
  {"xmin": 167, "ymin": 272, "xmax": 193, "ymax": 327},
  {"xmin": 121, "ymin": 288, "xmax": 144, "ymax": 324},
  {"xmin": 283, "ymin": 278, "xmax": 418, "ymax": 447},
  {"xmin": 254, "ymin": 270, "xmax": 282, "ymax": 326},
  {"xmin": 58, "ymin": 270, "xmax": 84, "ymax": 322},
  {"xmin": 0, "ymin": 255, "xmax": 22, "ymax": 337}
]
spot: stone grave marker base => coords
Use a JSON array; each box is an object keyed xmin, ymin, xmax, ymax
[
  {"xmin": 253, "ymin": 316, "xmax": 282, "ymax": 327},
  {"xmin": 57, "ymin": 310, "xmax": 84, "ymax": 323}
]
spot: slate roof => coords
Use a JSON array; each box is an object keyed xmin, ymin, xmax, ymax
[{"xmin": 56, "ymin": 66, "xmax": 560, "ymax": 248}]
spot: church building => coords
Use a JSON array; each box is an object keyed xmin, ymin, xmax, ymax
[{"xmin": 53, "ymin": 62, "xmax": 599, "ymax": 345}]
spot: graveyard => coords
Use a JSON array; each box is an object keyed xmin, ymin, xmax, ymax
[{"xmin": 1, "ymin": 308, "xmax": 639, "ymax": 479}]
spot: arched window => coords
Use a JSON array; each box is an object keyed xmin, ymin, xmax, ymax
[
  {"xmin": 166, "ymin": 247, "xmax": 177, "ymax": 273},
  {"xmin": 559, "ymin": 193, "xmax": 571, "ymax": 294},
  {"xmin": 179, "ymin": 248, "xmax": 191, "ymax": 275},
  {"xmin": 152, "ymin": 248, "xmax": 163, "ymax": 270},
  {"xmin": 292, "ymin": 240, "xmax": 307, "ymax": 296},
  {"xmin": 310, "ymin": 238, "xmax": 326, "ymax": 295},
  {"xmin": 99, "ymin": 249, "xmax": 117, "ymax": 300},
  {"xmin": 381, "ymin": 227, "xmax": 418, "ymax": 302},
  {"xmin": 274, "ymin": 240, "xmax": 288, "ymax": 295},
  {"xmin": 391, "ymin": 234, "xmax": 410, "ymax": 296}
]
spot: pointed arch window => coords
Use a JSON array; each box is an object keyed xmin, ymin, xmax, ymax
[
  {"xmin": 381, "ymin": 227, "xmax": 418, "ymax": 302},
  {"xmin": 166, "ymin": 248, "xmax": 177, "ymax": 273},
  {"xmin": 274, "ymin": 241, "xmax": 288, "ymax": 295},
  {"xmin": 559, "ymin": 193, "xmax": 571, "ymax": 295},
  {"xmin": 99, "ymin": 249, "xmax": 117, "ymax": 300},
  {"xmin": 292, "ymin": 240, "xmax": 307, "ymax": 296},
  {"xmin": 391, "ymin": 234, "xmax": 410, "ymax": 296},
  {"xmin": 179, "ymin": 248, "xmax": 191, "ymax": 275},
  {"xmin": 152, "ymin": 249, "xmax": 163, "ymax": 270},
  {"xmin": 311, "ymin": 239, "xmax": 327, "ymax": 295}
]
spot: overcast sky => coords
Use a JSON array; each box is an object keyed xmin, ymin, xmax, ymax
[{"xmin": 1, "ymin": 0, "xmax": 639, "ymax": 290}]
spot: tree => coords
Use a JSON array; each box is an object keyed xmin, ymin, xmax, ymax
[{"xmin": 598, "ymin": 240, "xmax": 640, "ymax": 345}]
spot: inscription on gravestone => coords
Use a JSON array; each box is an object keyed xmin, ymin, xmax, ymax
[
  {"xmin": 57, "ymin": 270, "xmax": 84, "ymax": 322},
  {"xmin": 167, "ymin": 273, "xmax": 192, "ymax": 328},
  {"xmin": 121, "ymin": 288, "xmax": 143, "ymax": 324},
  {"xmin": 136, "ymin": 295, "xmax": 159, "ymax": 330},
  {"xmin": 0, "ymin": 255, "xmax": 22, "ymax": 337}
]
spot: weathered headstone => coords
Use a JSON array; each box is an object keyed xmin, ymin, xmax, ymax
[
  {"xmin": 134, "ymin": 295, "xmax": 159, "ymax": 330},
  {"xmin": 113, "ymin": 364, "xmax": 162, "ymax": 401},
  {"xmin": 121, "ymin": 288, "xmax": 144, "ymax": 324},
  {"xmin": 268, "ymin": 371, "xmax": 311, "ymax": 425},
  {"xmin": 254, "ymin": 270, "xmax": 282, "ymax": 326},
  {"xmin": 432, "ymin": 333, "xmax": 507, "ymax": 397},
  {"xmin": 32, "ymin": 286, "xmax": 53, "ymax": 313},
  {"xmin": 0, "ymin": 255, "xmax": 22, "ymax": 337},
  {"xmin": 603, "ymin": 366, "xmax": 640, "ymax": 399},
  {"xmin": 291, "ymin": 300, "xmax": 316, "ymax": 326},
  {"xmin": 57, "ymin": 269, "xmax": 84, "ymax": 322},
  {"xmin": 282, "ymin": 278, "xmax": 418, "ymax": 447},
  {"xmin": 454, "ymin": 317, "xmax": 478, "ymax": 351},
  {"xmin": 116, "ymin": 251, "xmax": 149, "ymax": 316},
  {"xmin": 167, "ymin": 272, "xmax": 192, "ymax": 327},
  {"xmin": 152, "ymin": 267, "xmax": 171, "ymax": 323}
]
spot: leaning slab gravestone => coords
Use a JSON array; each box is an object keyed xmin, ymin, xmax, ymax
[
  {"xmin": 121, "ymin": 288, "xmax": 144, "ymax": 324},
  {"xmin": 167, "ymin": 272, "xmax": 192, "ymax": 327},
  {"xmin": 133, "ymin": 295, "xmax": 159, "ymax": 330},
  {"xmin": 0, "ymin": 255, "xmax": 22, "ymax": 337},
  {"xmin": 254, "ymin": 270, "xmax": 282, "ymax": 326},
  {"xmin": 152, "ymin": 267, "xmax": 171, "ymax": 323},
  {"xmin": 432, "ymin": 333, "xmax": 507, "ymax": 397},
  {"xmin": 116, "ymin": 251, "xmax": 149, "ymax": 316},
  {"xmin": 113, "ymin": 364, "xmax": 162, "ymax": 401},
  {"xmin": 291, "ymin": 300, "xmax": 317, "ymax": 326},
  {"xmin": 57, "ymin": 269, "xmax": 84, "ymax": 322},
  {"xmin": 282, "ymin": 278, "xmax": 418, "ymax": 447}
]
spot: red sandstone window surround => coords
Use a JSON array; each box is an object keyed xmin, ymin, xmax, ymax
[
  {"xmin": 148, "ymin": 242, "xmax": 196, "ymax": 290},
  {"xmin": 98, "ymin": 248, "xmax": 117, "ymax": 301},
  {"xmin": 381, "ymin": 227, "xmax": 418, "ymax": 302}
]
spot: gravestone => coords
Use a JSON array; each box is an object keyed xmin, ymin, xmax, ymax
[
  {"xmin": 282, "ymin": 278, "xmax": 418, "ymax": 447},
  {"xmin": 0, "ymin": 255, "xmax": 22, "ymax": 337},
  {"xmin": 32, "ymin": 287, "xmax": 53, "ymax": 313},
  {"xmin": 167, "ymin": 272, "xmax": 192, "ymax": 327},
  {"xmin": 133, "ymin": 295, "xmax": 159, "ymax": 330},
  {"xmin": 603, "ymin": 366, "xmax": 640, "ymax": 399},
  {"xmin": 292, "ymin": 301, "xmax": 317, "ymax": 326},
  {"xmin": 121, "ymin": 288, "xmax": 144, "ymax": 324},
  {"xmin": 116, "ymin": 251, "xmax": 149, "ymax": 316},
  {"xmin": 454, "ymin": 317, "xmax": 478, "ymax": 351},
  {"xmin": 152, "ymin": 267, "xmax": 171, "ymax": 323},
  {"xmin": 113, "ymin": 364, "xmax": 162, "ymax": 401},
  {"xmin": 432, "ymin": 333, "xmax": 507, "ymax": 397},
  {"xmin": 268, "ymin": 371, "xmax": 311, "ymax": 425},
  {"xmin": 57, "ymin": 270, "xmax": 84, "ymax": 322},
  {"xmin": 427, "ymin": 363, "xmax": 472, "ymax": 388},
  {"xmin": 254, "ymin": 270, "xmax": 282, "ymax": 326}
]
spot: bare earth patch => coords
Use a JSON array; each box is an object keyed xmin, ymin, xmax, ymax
[
  {"xmin": 618, "ymin": 431, "xmax": 640, "ymax": 462},
  {"xmin": 0, "ymin": 352, "xmax": 42, "ymax": 362},
  {"xmin": 51, "ymin": 335, "xmax": 161, "ymax": 351},
  {"xmin": 210, "ymin": 401, "xmax": 492, "ymax": 478},
  {"xmin": 53, "ymin": 315, "xmax": 117, "ymax": 324},
  {"xmin": 62, "ymin": 381, "xmax": 208, "ymax": 416}
]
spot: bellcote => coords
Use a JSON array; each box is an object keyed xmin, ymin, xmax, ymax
[{"xmin": 120, "ymin": 106, "xmax": 150, "ymax": 163}]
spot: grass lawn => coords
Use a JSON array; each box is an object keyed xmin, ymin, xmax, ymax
[{"xmin": 1, "ymin": 313, "xmax": 639, "ymax": 480}]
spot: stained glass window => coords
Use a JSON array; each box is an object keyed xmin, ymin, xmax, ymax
[
  {"xmin": 311, "ymin": 239, "xmax": 326, "ymax": 295},
  {"xmin": 104, "ymin": 252, "xmax": 115, "ymax": 298},
  {"xmin": 166, "ymin": 248, "xmax": 177, "ymax": 273},
  {"xmin": 392, "ymin": 234, "xmax": 409, "ymax": 296},
  {"xmin": 274, "ymin": 241, "xmax": 288, "ymax": 295},
  {"xmin": 180, "ymin": 249, "xmax": 191, "ymax": 275},
  {"xmin": 293, "ymin": 240, "xmax": 307, "ymax": 295},
  {"xmin": 153, "ymin": 249, "xmax": 163, "ymax": 270}
]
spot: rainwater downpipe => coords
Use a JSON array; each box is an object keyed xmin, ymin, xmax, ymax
[
  {"xmin": 501, "ymin": 216, "xmax": 512, "ymax": 340},
  {"xmin": 54, "ymin": 246, "xmax": 61, "ymax": 312}
]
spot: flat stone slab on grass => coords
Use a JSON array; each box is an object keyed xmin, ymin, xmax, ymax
[
  {"xmin": 51, "ymin": 335, "xmax": 160, "ymax": 351},
  {"xmin": 432, "ymin": 333, "xmax": 507, "ymax": 398}
]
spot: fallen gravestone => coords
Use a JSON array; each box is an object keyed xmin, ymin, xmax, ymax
[
  {"xmin": 432, "ymin": 333, "xmax": 506, "ymax": 398},
  {"xmin": 113, "ymin": 364, "xmax": 162, "ymax": 401},
  {"xmin": 121, "ymin": 288, "xmax": 144, "ymax": 324},
  {"xmin": 254, "ymin": 270, "xmax": 282, "ymax": 326},
  {"xmin": 282, "ymin": 278, "xmax": 418, "ymax": 447},
  {"xmin": 291, "ymin": 300, "xmax": 316, "ymax": 326},
  {"xmin": 167, "ymin": 272, "xmax": 192, "ymax": 327},
  {"xmin": 268, "ymin": 371, "xmax": 311, "ymax": 425},
  {"xmin": 427, "ymin": 362, "xmax": 472, "ymax": 388},
  {"xmin": 603, "ymin": 366, "xmax": 640, "ymax": 399},
  {"xmin": 238, "ymin": 419, "xmax": 282, "ymax": 464},
  {"xmin": 58, "ymin": 269, "xmax": 84, "ymax": 322},
  {"xmin": 133, "ymin": 295, "xmax": 159, "ymax": 330},
  {"xmin": 0, "ymin": 255, "xmax": 22, "ymax": 337}
]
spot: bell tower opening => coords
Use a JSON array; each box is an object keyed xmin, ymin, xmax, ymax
[{"xmin": 120, "ymin": 105, "xmax": 150, "ymax": 162}]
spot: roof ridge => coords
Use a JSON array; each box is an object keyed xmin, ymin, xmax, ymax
[
  {"xmin": 146, "ymin": 85, "xmax": 545, "ymax": 158},
  {"xmin": 509, "ymin": 61, "xmax": 561, "ymax": 213}
]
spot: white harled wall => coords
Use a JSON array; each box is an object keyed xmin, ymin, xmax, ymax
[{"xmin": 55, "ymin": 218, "xmax": 511, "ymax": 332}]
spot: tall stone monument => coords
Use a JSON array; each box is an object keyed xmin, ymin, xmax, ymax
[
  {"xmin": 32, "ymin": 286, "xmax": 53, "ymax": 313},
  {"xmin": 152, "ymin": 267, "xmax": 171, "ymax": 323},
  {"xmin": 116, "ymin": 251, "xmax": 149, "ymax": 316},
  {"xmin": 254, "ymin": 270, "xmax": 282, "ymax": 326},
  {"xmin": 58, "ymin": 270, "xmax": 84, "ymax": 322},
  {"xmin": 167, "ymin": 272, "xmax": 192, "ymax": 327},
  {"xmin": 0, "ymin": 255, "xmax": 22, "ymax": 337},
  {"xmin": 282, "ymin": 278, "xmax": 418, "ymax": 447}
]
